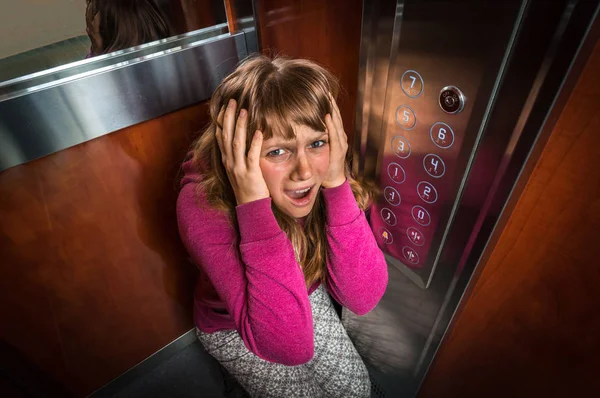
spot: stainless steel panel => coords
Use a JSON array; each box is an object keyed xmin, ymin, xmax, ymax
[
  {"xmin": 227, "ymin": 0, "xmax": 260, "ymax": 53},
  {"xmin": 348, "ymin": 0, "xmax": 600, "ymax": 396},
  {"xmin": 0, "ymin": 30, "xmax": 249, "ymax": 171},
  {"xmin": 0, "ymin": 23, "xmax": 229, "ymax": 98}
]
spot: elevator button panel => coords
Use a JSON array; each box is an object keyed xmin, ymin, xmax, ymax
[{"xmin": 372, "ymin": 66, "xmax": 470, "ymax": 279}]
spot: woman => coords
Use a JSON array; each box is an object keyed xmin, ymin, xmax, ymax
[
  {"xmin": 177, "ymin": 55, "xmax": 388, "ymax": 397},
  {"xmin": 85, "ymin": 0, "xmax": 172, "ymax": 57}
]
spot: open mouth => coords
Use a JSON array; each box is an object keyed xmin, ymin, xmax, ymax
[{"xmin": 285, "ymin": 185, "xmax": 314, "ymax": 206}]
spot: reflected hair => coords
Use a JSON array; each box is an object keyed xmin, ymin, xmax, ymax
[
  {"xmin": 189, "ymin": 55, "xmax": 374, "ymax": 287},
  {"xmin": 86, "ymin": 0, "xmax": 172, "ymax": 55}
]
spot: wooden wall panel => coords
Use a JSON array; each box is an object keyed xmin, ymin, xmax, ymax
[
  {"xmin": 0, "ymin": 102, "xmax": 208, "ymax": 397},
  {"xmin": 166, "ymin": 0, "xmax": 225, "ymax": 34},
  {"xmin": 419, "ymin": 40, "xmax": 600, "ymax": 397},
  {"xmin": 256, "ymin": 0, "xmax": 363, "ymax": 146}
]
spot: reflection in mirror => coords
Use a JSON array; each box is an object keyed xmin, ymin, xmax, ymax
[{"xmin": 0, "ymin": 0, "xmax": 228, "ymax": 83}]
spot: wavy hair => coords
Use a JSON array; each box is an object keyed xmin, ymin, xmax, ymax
[
  {"xmin": 86, "ymin": 0, "xmax": 172, "ymax": 55},
  {"xmin": 189, "ymin": 55, "xmax": 374, "ymax": 287}
]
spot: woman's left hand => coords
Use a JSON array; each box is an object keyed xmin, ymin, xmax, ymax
[{"xmin": 323, "ymin": 94, "xmax": 349, "ymax": 188}]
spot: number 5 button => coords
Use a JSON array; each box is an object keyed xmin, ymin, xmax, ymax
[
  {"xmin": 430, "ymin": 122, "xmax": 455, "ymax": 149},
  {"xmin": 396, "ymin": 105, "xmax": 416, "ymax": 130}
]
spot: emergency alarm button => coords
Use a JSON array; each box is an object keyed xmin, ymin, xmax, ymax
[{"xmin": 379, "ymin": 228, "xmax": 394, "ymax": 244}]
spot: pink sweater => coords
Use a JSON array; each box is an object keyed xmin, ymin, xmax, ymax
[{"xmin": 176, "ymin": 160, "xmax": 388, "ymax": 365}]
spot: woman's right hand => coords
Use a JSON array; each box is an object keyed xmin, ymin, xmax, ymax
[{"xmin": 216, "ymin": 99, "xmax": 270, "ymax": 205}]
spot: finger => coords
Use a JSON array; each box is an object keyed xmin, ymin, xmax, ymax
[
  {"xmin": 247, "ymin": 130, "xmax": 263, "ymax": 168},
  {"xmin": 325, "ymin": 113, "xmax": 339, "ymax": 148},
  {"xmin": 233, "ymin": 109, "xmax": 248, "ymax": 165},
  {"xmin": 217, "ymin": 105, "xmax": 225, "ymax": 126},
  {"xmin": 222, "ymin": 99, "xmax": 237, "ymax": 158},
  {"xmin": 329, "ymin": 96, "xmax": 345, "ymax": 139},
  {"xmin": 215, "ymin": 107, "xmax": 226, "ymax": 160}
]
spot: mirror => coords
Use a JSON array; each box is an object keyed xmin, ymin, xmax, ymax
[{"xmin": 0, "ymin": 0, "xmax": 228, "ymax": 84}]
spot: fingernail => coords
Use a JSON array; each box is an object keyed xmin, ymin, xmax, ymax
[
  {"xmin": 239, "ymin": 109, "xmax": 246, "ymax": 118},
  {"xmin": 228, "ymin": 99, "xmax": 236, "ymax": 107}
]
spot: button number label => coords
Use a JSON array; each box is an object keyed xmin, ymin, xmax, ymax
[
  {"xmin": 396, "ymin": 105, "xmax": 416, "ymax": 130},
  {"xmin": 417, "ymin": 181, "xmax": 438, "ymax": 204},
  {"xmin": 391, "ymin": 136, "xmax": 411, "ymax": 159},
  {"xmin": 411, "ymin": 205, "xmax": 431, "ymax": 226},
  {"xmin": 387, "ymin": 162, "xmax": 406, "ymax": 184},
  {"xmin": 423, "ymin": 154, "xmax": 446, "ymax": 178},
  {"xmin": 430, "ymin": 122, "xmax": 455, "ymax": 149},
  {"xmin": 384, "ymin": 186, "xmax": 401, "ymax": 206},
  {"xmin": 401, "ymin": 70, "xmax": 424, "ymax": 98}
]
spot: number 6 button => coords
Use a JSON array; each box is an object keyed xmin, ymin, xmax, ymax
[{"xmin": 430, "ymin": 122, "xmax": 455, "ymax": 149}]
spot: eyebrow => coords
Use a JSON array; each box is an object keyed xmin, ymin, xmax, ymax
[{"xmin": 266, "ymin": 131, "xmax": 328, "ymax": 144}]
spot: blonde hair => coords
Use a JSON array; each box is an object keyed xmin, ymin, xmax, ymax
[{"xmin": 189, "ymin": 55, "xmax": 373, "ymax": 287}]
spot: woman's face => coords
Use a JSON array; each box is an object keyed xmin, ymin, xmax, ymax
[
  {"xmin": 259, "ymin": 124, "xmax": 330, "ymax": 218},
  {"xmin": 85, "ymin": 3, "xmax": 103, "ymax": 55}
]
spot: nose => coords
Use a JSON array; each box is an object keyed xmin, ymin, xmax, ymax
[{"xmin": 290, "ymin": 153, "xmax": 313, "ymax": 181}]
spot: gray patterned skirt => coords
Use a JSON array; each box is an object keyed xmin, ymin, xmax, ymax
[{"xmin": 196, "ymin": 285, "xmax": 371, "ymax": 398}]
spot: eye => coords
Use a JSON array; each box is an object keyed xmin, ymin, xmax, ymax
[
  {"xmin": 309, "ymin": 140, "xmax": 327, "ymax": 149},
  {"xmin": 266, "ymin": 148, "xmax": 287, "ymax": 157}
]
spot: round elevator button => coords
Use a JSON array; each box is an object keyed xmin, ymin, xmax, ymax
[
  {"xmin": 396, "ymin": 105, "xmax": 416, "ymax": 130},
  {"xmin": 401, "ymin": 70, "xmax": 424, "ymax": 98},
  {"xmin": 439, "ymin": 86, "xmax": 466, "ymax": 114}
]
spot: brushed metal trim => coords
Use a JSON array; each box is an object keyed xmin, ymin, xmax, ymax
[
  {"xmin": 0, "ymin": 23, "xmax": 229, "ymax": 95},
  {"xmin": 0, "ymin": 31, "xmax": 249, "ymax": 171}
]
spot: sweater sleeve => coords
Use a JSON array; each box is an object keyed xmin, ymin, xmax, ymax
[
  {"xmin": 322, "ymin": 181, "xmax": 388, "ymax": 315},
  {"xmin": 176, "ymin": 183, "xmax": 314, "ymax": 365}
]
